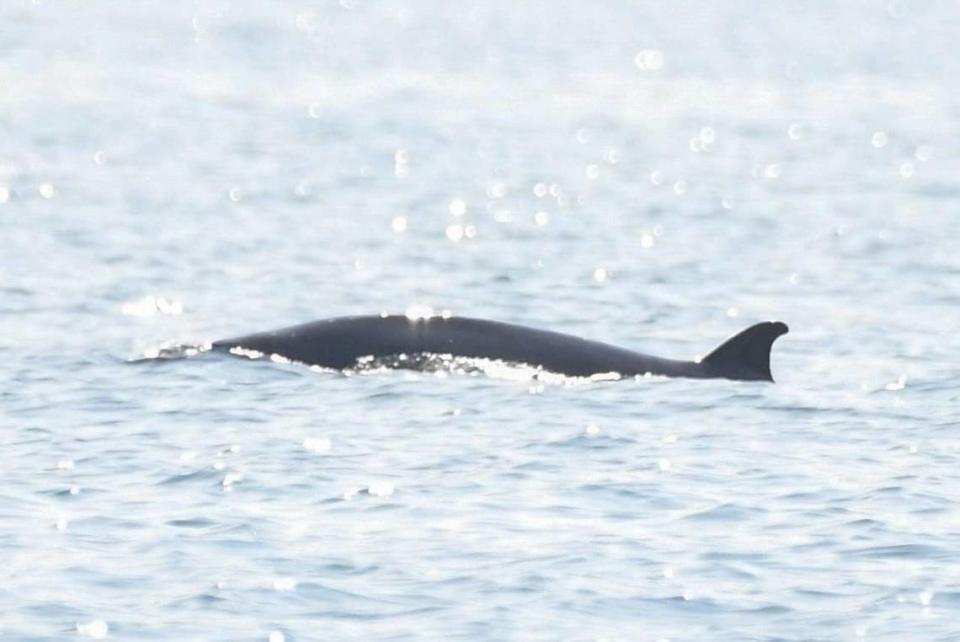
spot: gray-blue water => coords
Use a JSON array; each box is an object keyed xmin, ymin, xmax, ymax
[{"xmin": 3, "ymin": 1, "xmax": 959, "ymax": 640}]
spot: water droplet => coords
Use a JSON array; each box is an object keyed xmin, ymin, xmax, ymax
[
  {"xmin": 228, "ymin": 188, "xmax": 242, "ymax": 202},
  {"xmin": 391, "ymin": 216, "xmax": 407, "ymax": 233},
  {"xmin": 76, "ymin": 620, "xmax": 109, "ymax": 639},
  {"xmin": 57, "ymin": 459, "xmax": 74, "ymax": 470},
  {"xmin": 39, "ymin": 183, "xmax": 55, "ymax": 199},
  {"xmin": 634, "ymin": 49, "xmax": 664, "ymax": 71},
  {"xmin": 56, "ymin": 517, "xmax": 69, "ymax": 531},
  {"xmin": 699, "ymin": 127, "xmax": 715, "ymax": 144},
  {"xmin": 726, "ymin": 307, "xmax": 739, "ymax": 317},
  {"xmin": 658, "ymin": 458, "xmax": 672, "ymax": 471},
  {"xmin": 368, "ymin": 482, "xmax": 395, "ymax": 497},
  {"xmin": 649, "ymin": 171, "xmax": 663, "ymax": 186},
  {"xmin": 575, "ymin": 128, "xmax": 590, "ymax": 144},
  {"xmin": 222, "ymin": 472, "xmax": 244, "ymax": 488},
  {"xmin": 487, "ymin": 182, "xmax": 507, "ymax": 198},
  {"xmin": 885, "ymin": 374, "xmax": 907, "ymax": 391},
  {"xmin": 603, "ymin": 148, "xmax": 621, "ymax": 163},
  {"xmin": 593, "ymin": 267, "xmax": 608, "ymax": 283},
  {"xmin": 914, "ymin": 145, "xmax": 932, "ymax": 161},
  {"xmin": 899, "ymin": 162, "xmax": 914, "ymax": 178},
  {"xmin": 640, "ymin": 233, "xmax": 654, "ymax": 248},
  {"xmin": 0, "ymin": 187, "xmax": 9, "ymax": 203},
  {"xmin": 269, "ymin": 632, "xmax": 286, "ymax": 642},
  {"xmin": 871, "ymin": 131, "xmax": 888, "ymax": 148},
  {"xmin": 295, "ymin": 11, "xmax": 316, "ymax": 32},
  {"xmin": 448, "ymin": 198, "xmax": 466, "ymax": 216},
  {"xmin": 585, "ymin": 423, "xmax": 600, "ymax": 436},
  {"xmin": 533, "ymin": 182, "xmax": 548, "ymax": 197},
  {"xmin": 121, "ymin": 296, "xmax": 183, "ymax": 317},
  {"xmin": 787, "ymin": 123, "xmax": 803, "ymax": 140},
  {"xmin": 672, "ymin": 180, "xmax": 687, "ymax": 195},
  {"xmin": 763, "ymin": 164, "xmax": 781, "ymax": 179},
  {"xmin": 93, "ymin": 150, "xmax": 106, "ymax": 165},
  {"xmin": 445, "ymin": 224, "xmax": 464, "ymax": 242},
  {"xmin": 405, "ymin": 304, "xmax": 435, "ymax": 320},
  {"xmin": 534, "ymin": 211, "xmax": 549, "ymax": 226},
  {"xmin": 393, "ymin": 149, "xmax": 409, "ymax": 177},
  {"xmin": 272, "ymin": 577, "xmax": 297, "ymax": 591},
  {"xmin": 585, "ymin": 164, "xmax": 600, "ymax": 180}
]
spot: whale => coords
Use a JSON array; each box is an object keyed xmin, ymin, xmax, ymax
[{"xmin": 212, "ymin": 315, "xmax": 788, "ymax": 382}]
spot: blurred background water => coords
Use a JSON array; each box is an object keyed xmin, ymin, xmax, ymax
[{"xmin": 2, "ymin": 1, "xmax": 959, "ymax": 640}]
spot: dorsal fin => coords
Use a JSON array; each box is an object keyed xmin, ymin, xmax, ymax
[{"xmin": 701, "ymin": 321, "xmax": 788, "ymax": 382}]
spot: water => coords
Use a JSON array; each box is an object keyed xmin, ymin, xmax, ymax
[{"xmin": 3, "ymin": 1, "xmax": 959, "ymax": 640}]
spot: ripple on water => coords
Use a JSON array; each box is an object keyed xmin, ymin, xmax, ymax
[
  {"xmin": 166, "ymin": 517, "xmax": 219, "ymax": 529},
  {"xmin": 843, "ymin": 544, "xmax": 953, "ymax": 560},
  {"xmin": 534, "ymin": 432, "xmax": 640, "ymax": 451},
  {"xmin": 682, "ymin": 502, "xmax": 770, "ymax": 523},
  {"xmin": 160, "ymin": 468, "xmax": 220, "ymax": 486}
]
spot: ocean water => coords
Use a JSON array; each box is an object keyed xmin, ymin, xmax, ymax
[{"xmin": 2, "ymin": 1, "xmax": 960, "ymax": 640}]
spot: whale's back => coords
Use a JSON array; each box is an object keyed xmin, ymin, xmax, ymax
[{"xmin": 213, "ymin": 315, "xmax": 787, "ymax": 381}]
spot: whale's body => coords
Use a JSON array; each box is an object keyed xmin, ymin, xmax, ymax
[{"xmin": 212, "ymin": 315, "xmax": 788, "ymax": 382}]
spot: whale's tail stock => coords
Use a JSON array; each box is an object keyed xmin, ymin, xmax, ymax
[{"xmin": 701, "ymin": 321, "xmax": 789, "ymax": 382}]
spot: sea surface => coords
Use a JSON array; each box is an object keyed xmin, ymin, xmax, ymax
[{"xmin": 2, "ymin": 1, "xmax": 959, "ymax": 640}]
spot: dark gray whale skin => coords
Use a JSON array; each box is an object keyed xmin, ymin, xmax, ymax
[{"xmin": 212, "ymin": 315, "xmax": 789, "ymax": 382}]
